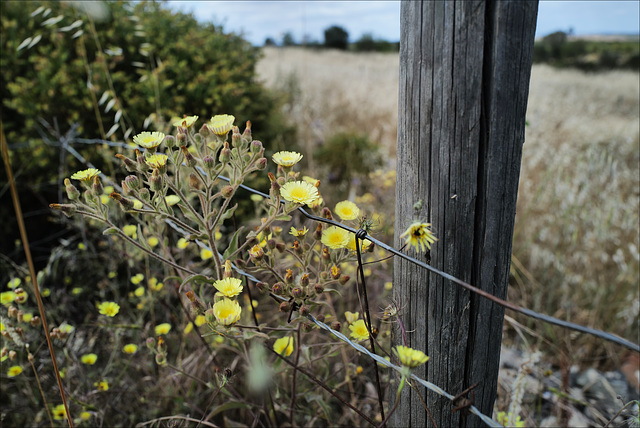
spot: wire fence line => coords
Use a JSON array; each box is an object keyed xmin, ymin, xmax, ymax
[{"xmin": 53, "ymin": 137, "xmax": 639, "ymax": 427}]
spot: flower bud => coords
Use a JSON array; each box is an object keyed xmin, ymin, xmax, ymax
[
  {"xmin": 125, "ymin": 175, "xmax": 140, "ymax": 191},
  {"xmin": 189, "ymin": 173, "xmax": 202, "ymax": 190},
  {"xmin": 300, "ymin": 273, "xmax": 310, "ymax": 287},
  {"xmin": 92, "ymin": 176, "xmax": 103, "ymax": 196},
  {"xmin": 314, "ymin": 224, "xmax": 323, "ymax": 241},
  {"xmin": 115, "ymin": 153, "xmax": 138, "ymax": 172},
  {"xmin": 8, "ymin": 306, "xmax": 17, "ymax": 318},
  {"xmin": 49, "ymin": 203, "xmax": 76, "ymax": 217},
  {"xmin": 138, "ymin": 188, "xmax": 150, "ymax": 202},
  {"xmin": 272, "ymin": 282, "xmax": 284, "ymax": 295},
  {"xmin": 299, "ymin": 305, "xmax": 310, "ymax": 317},
  {"xmin": 255, "ymin": 282, "xmax": 266, "ymax": 293},
  {"xmin": 109, "ymin": 192, "xmax": 134, "ymax": 211},
  {"xmin": 250, "ymin": 140, "xmax": 263, "ymax": 154},
  {"xmin": 157, "ymin": 336, "xmax": 167, "ymax": 353},
  {"xmin": 155, "ymin": 353, "xmax": 166, "ymax": 365},
  {"xmin": 231, "ymin": 127, "xmax": 241, "ymax": 147},
  {"xmin": 330, "ymin": 265, "xmax": 341, "ymax": 280},
  {"xmin": 28, "ymin": 352, "xmax": 34, "ymax": 362},
  {"xmin": 8, "ymin": 350, "xmax": 17, "ymax": 361},
  {"xmin": 146, "ymin": 337, "xmax": 156, "ymax": 349},
  {"xmin": 313, "ymin": 283, "xmax": 324, "ymax": 295},
  {"xmin": 256, "ymin": 157, "xmax": 267, "ymax": 170},
  {"xmin": 163, "ymin": 135, "xmax": 176, "ymax": 149},
  {"xmin": 203, "ymin": 155, "xmax": 215, "ymax": 169},
  {"xmin": 332, "ymin": 321, "xmax": 342, "ymax": 331},
  {"xmin": 284, "ymin": 269, "xmax": 293, "ymax": 285},
  {"xmin": 176, "ymin": 132, "xmax": 187, "ymax": 147},
  {"xmin": 249, "ymin": 245, "xmax": 264, "ymax": 262},
  {"xmin": 84, "ymin": 189, "xmax": 96, "ymax": 205},
  {"xmin": 243, "ymin": 121, "xmax": 252, "ymax": 141},
  {"xmin": 180, "ymin": 146, "xmax": 197, "ymax": 167},
  {"xmin": 64, "ymin": 178, "xmax": 80, "ymax": 201},
  {"xmin": 199, "ymin": 124, "xmax": 211, "ymax": 137},
  {"xmin": 121, "ymin": 180, "xmax": 132, "ymax": 196},
  {"xmin": 219, "ymin": 142, "xmax": 231, "ymax": 163},
  {"xmin": 221, "ymin": 185, "xmax": 234, "ymax": 199},
  {"xmin": 339, "ymin": 275, "xmax": 350, "ymax": 285},
  {"xmin": 135, "ymin": 149, "xmax": 147, "ymax": 171},
  {"xmin": 291, "ymin": 287, "xmax": 303, "ymax": 299},
  {"xmin": 205, "ymin": 308, "xmax": 216, "ymax": 323},
  {"xmin": 322, "ymin": 207, "xmax": 333, "ymax": 220},
  {"xmin": 322, "ymin": 247, "xmax": 330, "ymax": 261},
  {"xmin": 276, "ymin": 242, "xmax": 286, "ymax": 253},
  {"xmin": 150, "ymin": 169, "xmax": 163, "ymax": 192},
  {"xmin": 320, "ymin": 271, "xmax": 328, "ymax": 281},
  {"xmin": 279, "ymin": 301, "xmax": 290, "ymax": 312},
  {"xmin": 30, "ymin": 316, "xmax": 40, "ymax": 327},
  {"xmin": 267, "ymin": 239, "xmax": 276, "ymax": 250},
  {"xmin": 17, "ymin": 310, "xmax": 23, "ymax": 323}
]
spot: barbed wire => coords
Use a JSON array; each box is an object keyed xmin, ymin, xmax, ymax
[{"xmin": 53, "ymin": 136, "xmax": 639, "ymax": 427}]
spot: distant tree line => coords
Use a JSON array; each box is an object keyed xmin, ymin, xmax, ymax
[
  {"xmin": 263, "ymin": 25, "xmax": 399, "ymax": 52},
  {"xmin": 533, "ymin": 31, "xmax": 639, "ymax": 71}
]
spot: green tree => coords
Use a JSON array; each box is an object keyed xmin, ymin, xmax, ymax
[{"xmin": 323, "ymin": 25, "xmax": 349, "ymax": 50}]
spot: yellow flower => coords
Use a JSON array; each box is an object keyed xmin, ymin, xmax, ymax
[
  {"xmin": 22, "ymin": 313, "xmax": 33, "ymax": 323},
  {"xmin": 122, "ymin": 344, "xmax": 138, "ymax": 354},
  {"xmin": 81, "ymin": 353, "xmax": 98, "ymax": 365},
  {"xmin": 212, "ymin": 298, "xmax": 241, "ymax": 326},
  {"xmin": 149, "ymin": 277, "xmax": 163, "ymax": 292},
  {"xmin": 172, "ymin": 115, "xmax": 199, "ymax": 127},
  {"xmin": 213, "ymin": 278, "xmax": 243, "ymax": 298},
  {"xmin": 209, "ymin": 114, "xmax": 235, "ymax": 135},
  {"xmin": 155, "ymin": 323, "xmax": 172, "ymax": 335},
  {"xmin": 394, "ymin": 345, "xmax": 429, "ymax": 368},
  {"xmin": 308, "ymin": 195, "xmax": 324, "ymax": 209},
  {"xmin": 349, "ymin": 319, "xmax": 369, "ymax": 341},
  {"xmin": 165, "ymin": 195, "xmax": 181, "ymax": 206},
  {"xmin": 58, "ymin": 322, "xmax": 74, "ymax": 335},
  {"xmin": 7, "ymin": 278, "xmax": 21, "ymax": 289},
  {"xmin": 194, "ymin": 315, "xmax": 206, "ymax": 327},
  {"xmin": 14, "ymin": 289, "xmax": 28, "ymax": 304},
  {"xmin": 273, "ymin": 336, "xmax": 294, "ymax": 357},
  {"xmin": 384, "ymin": 281, "xmax": 393, "ymax": 291},
  {"xmin": 200, "ymin": 248, "xmax": 214, "ymax": 260},
  {"xmin": 334, "ymin": 201, "xmax": 360, "ymax": 221},
  {"xmin": 400, "ymin": 222, "xmax": 437, "ymax": 253},
  {"xmin": 108, "ymin": 271, "xmax": 117, "ymax": 279},
  {"xmin": 496, "ymin": 411, "xmax": 525, "ymax": 427},
  {"xmin": 1, "ymin": 291, "xmax": 16, "ymax": 306},
  {"xmin": 77, "ymin": 243, "xmax": 86, "ymax": 251},
  {"xmin": 134, "ymin": 286, "xmax": 144, "ymax": 297},
  {"xmin": 133, "ymin": 199, "xmax": 143, "ymax": 210},
  {"xmin": 184, "ymin": 322, "xmax": 194, "ymax": 334},
  {"xmin": 280, "ymin": 181, "xmax": 319, "ymax": 205},
  {"xmin": 52, "ymin": 404, "xmax": 67, "ymax": 420},
  {"xmin": 344, "ymin": 311, "xmax": 359, "ymax": 324},
  {"xmin": 302, "ymin": 176, "xmax": 320, "ymax": 187},
  {"xmin": 123, "ymin": 224, "xmax": 137, "ymax": 238},
  {"xmin": 272, "ymin": 151, "xmax": 303, "ymax": 167},
  {"xmin": 80, "ymin": 411, "xmax": 91, "ymax": 421},
  {"xmin": 130, "ymin": 273, "xmax": 144, "ymax": 285},
  {"xmin": 146, "ymin": 153, "xmax": 168, "ymax": 169},
  {"xmin": 289, "ymin": 226, "xmax": 309, "ymax": 237},
  {"xmin": 133, "ymin": 131, "xmax": 165, "ymax": 149},
  {"xmin": 71, "ymin": 287, "xmax": 82, "ymax": 295},
  {"xmin": 97, "ymin": 301, "xmax": 120, "ymax": 317},
  {"xmin": 70, "ymin": 168, "xmax": 101, "ymax": 182},
  {"xmin": 356, "ymin": 366, "xmax": 364, "ymax": 375},
  {"xmin": 7, "ymin": 365, "xmax": 22, "ymax": 377},
  {"xmin": 177, "ymin": 238, "xmax": 189, "ymax": 249},
  {"xmin": 94, "ymin": 380, "xmax": 109, "ymax": 391},
  {"xmin": 321, "ymin": 226, "xmax": 350, "ymax": 249}
]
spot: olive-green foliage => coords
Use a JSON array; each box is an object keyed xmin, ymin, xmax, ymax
[
  {"xmin": 1, "ymin": 0, "xmax": 293, "ymax": 259},
  {"xmin": 353, "ymin": 33, "xmax": 399, "ymax": 53},
  {"xmin": 313, "ymin": 131, "xmax": 383, "ymax": 201},
  {"xmin": 323, "ymin": 25, "xmax": 349, "ymax": 50},
  {"xmin": 533, "ymin": 31, "xmax": 640, "ymax": 71}
]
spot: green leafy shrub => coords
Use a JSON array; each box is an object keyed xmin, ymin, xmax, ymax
[{"xmin": 323, "ymin": 25, "xmax": 349, "ymax": 50}]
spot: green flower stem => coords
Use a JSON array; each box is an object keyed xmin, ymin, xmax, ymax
[{"xmin": 165, "ymin": 180, "xmax": 206, "ymax": 229}]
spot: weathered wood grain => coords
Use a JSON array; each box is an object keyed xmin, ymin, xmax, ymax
[{"xmin": 392, "ymin": 1, "xmax": 538, "ymax": 427}]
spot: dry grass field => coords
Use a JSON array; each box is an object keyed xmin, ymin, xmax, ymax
[{"xmin": 257, "ymin": 47, "xmax": 640, "ymax": 367}]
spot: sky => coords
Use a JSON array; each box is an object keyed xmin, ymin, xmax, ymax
[{"xmin": 165, "ymin": 1, "xmax": 640, "ymax": 46}]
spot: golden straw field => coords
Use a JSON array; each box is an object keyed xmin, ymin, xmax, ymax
[{"xmin": 257, "ymin": 46, "xmax": 640, "ymax": 367}]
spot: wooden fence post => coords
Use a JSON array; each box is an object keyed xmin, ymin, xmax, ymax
[{"xmin": 391, "ymin": 1, "xmax": 538, "ymax": 426}]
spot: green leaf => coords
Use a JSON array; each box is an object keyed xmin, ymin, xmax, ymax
[
  {"xmin": 178, "ymin": 274, "xmax": 213, "ymax": 293},
  {"xmin": 102, "ymin": 227, "xmax": 119, "ymax": 235},
  {"xmin": 222, "ymin": 226, "xmax": 244, "ymax": 260},
  {"xmin": 219, "ymin": 203, "xmax": 238, "ymax": 222},
  {"xmin": 274, "ymin": 214, "xmax": 292, "ymax": 222},
  {"xmin": 209, "ymin": 401, "xmax": 250, "ymax": 417}
]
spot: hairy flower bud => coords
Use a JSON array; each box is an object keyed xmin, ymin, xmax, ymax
[
  {"xmin": 219, "ymin": 142, "xmax": 231, "ymax": 163},
  {"xmin": 256, "ymin": 157, "xmax": 267, "ymax": 170},
  {"xmin": 221, "ymin": 185, "xmax": 234, "ymax": 199},
  {"xmin": 279, "ymin": 301, "xmax": 290, "ymax": 312},
  {"xmin": 163, "ymin": 134, "xmax": 176, "ymax": 149},
  {"xmin": 199, "ymin": 124, "xmax": 211, "ymax": 137},
  {"xmin": 276, "ymin": 242, "xmax": 286, "ymax": 253},
  {"xmin": 150, "ymin": 169, "xmax": 163, "ymax": 192},
  {"xmin": 313, "ymin": 283, "xmax": 324, "ymax": 295},
  {"xmin": 242, "ymin": 121, "xmax": 252, "ymax": 141},
  {"xmin": 203, "ymin": 155, "xmax": 215, "ymax": 169},
  {"xmin": 189, "ymin": 173, "xmax": 202, "ymax": 190},
  {"xmin": 299, "ymin": 305, "xmax": 310, "ymax": 317},
  {"xmin": 180, "ymin": 146, "xmax": 197, "ymax": 167},
  {"xmin": 250, "ymin": 140, "xmax": 263, "ymax": 154},
  {"xmin": 291, "ymin": 287, "xmax": 303, "ymax": 299},
  {"xmin": 139, "ymin": 188, "xmax": 150, "ymax": 202},
  {"xmin": 49, "ymin": 203, "xmax": 76, "ymax": 217},
  {"xmin": 135, "ymin": 149, "xmax": 147, "ymax": 171},
  {"xmin": 92, "ymin": 176, "xmax": 103, "ymax": 196},
  {"xmin": 176, "ymin": 132, "xmax": 187, "ymax": 147},
  {"xmin": 339, "ymin": 275, "xmax": 350, "ymax": 285},
  {"xmin": 125, "ymin": 175, "xmax": 140, "ymax": 191},
  {"xmin": 115, "ymin": 153, "xmax": 137, "ymax": 172},
  {"xmin": 109, "ymin": 192, "xmax": 134, "ymax": 211},
  {"xmin": 272, "ymin": 282, "xmax": 284, "ymax": 295},
  {"xmin": 64, "ymin": 178, "xmax": 80, "ymax": 201}
]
